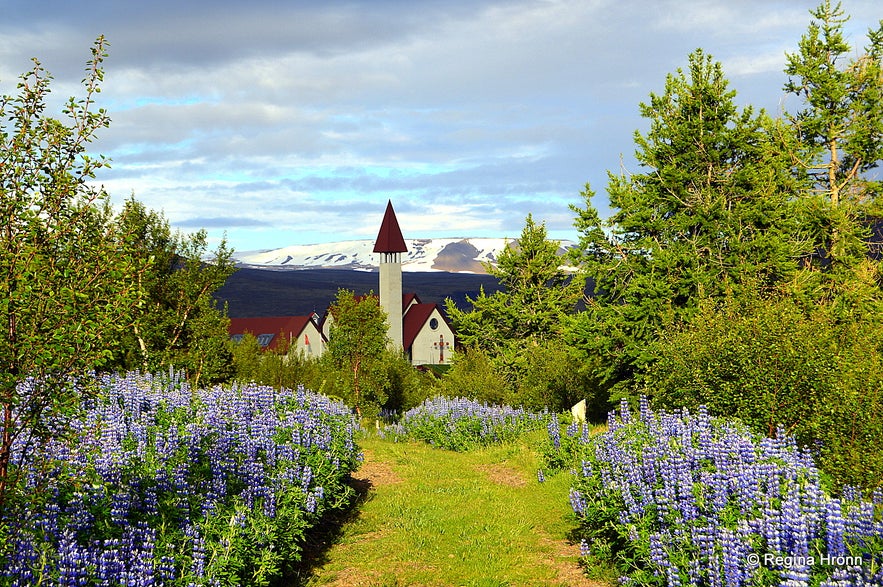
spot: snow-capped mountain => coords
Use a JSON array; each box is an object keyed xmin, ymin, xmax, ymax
[{"xmin": 233, "ymin": 238, "xmax": 575, "ymax": 274}]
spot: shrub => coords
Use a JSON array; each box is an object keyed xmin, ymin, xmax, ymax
[
  {"xmin": 559, "ymin": 399, "xmax": 883, "ymax": 587},
  {"xmin": 438, "ymin": 343, "xmax": 607, "ymax": 415},
  {"xmin": 0, "ymin": 372, "xmax": 360, "ymax": 586},
  {"xmin": 515, "ymin": 340, "xmax": 607, "ymax": 415},
  {"xmin": 435, "ymin": 348, "xmax": 513, "ymax": 406},
  {"xmin": 643, "ymin": 293, "xmax": 883, "ymax": 490},
  {"xmin": 232, "ymin": 332, "xmax": 326, "ymax": 396},
  {"xmin": 380, "ymin": 352, "xmax": 435, "ymax": 413},
  {"xmin": 383, "ymin": 396, "xmax": 550, "ymax": 451}
]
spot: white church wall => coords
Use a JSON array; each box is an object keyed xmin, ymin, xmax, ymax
[
  {"xmin": 409, "ymin": 308, "xmax": 454, "ymax": 365},
  {"xmin": 293, "ymin": 321, "xmax": 325, "ymax": 358}
]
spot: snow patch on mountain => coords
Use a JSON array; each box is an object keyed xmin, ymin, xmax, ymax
[{"xmin": 233, "ymin": 238, "xmax": 575, "ymax": 274}]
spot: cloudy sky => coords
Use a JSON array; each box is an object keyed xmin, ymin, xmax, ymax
[{"xmin": 2, "ymin": 1, "xmax": 880, "ymax": 252}]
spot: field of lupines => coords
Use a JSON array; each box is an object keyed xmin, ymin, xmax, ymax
[
  {"xmin": 381, "ymin": 396, "xmax": 551, "ymax": 450},
  {"xmin": 0, "ymin": 372, "xmax": 360, "ymax": 586},
  {"xmin": 549, "ymin": 398, "xmax": 883, "ymax": 587}
]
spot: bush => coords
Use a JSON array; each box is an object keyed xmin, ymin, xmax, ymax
[
  {"xmin": 642, "ymin": 292, "xmax": 883, "ymax": 490},
  {"xmin": 0, "ymin": 372, "xmax": 360, "ymax": 586},
  {"xmin": 438, "ymin": 343, "xmax": 608, "ymax": 417},
  {"xmin": 559, "ymin": 399, "xmax": 883, "ymax": 587},
  {"xmin": 515, "ymin": 340, "xmax": 607, "ymax": 415},
  {"xmin": 383, "ymin": 396, "xmax": 550, "ymax": 451},
  {"xmin": 435, "ymin": 348, "xmax": 513, "ymax": 406},
  {"xmin": 232, "ymin": 332, "xmax": 326, "ymax": 394},
  {"xmin": 381, "ymin": 353, "xmax": 435, "ymax": 413}
]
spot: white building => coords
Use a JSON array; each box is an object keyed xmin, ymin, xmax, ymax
[
  {"xmin": 373, "ymin": 200, "xmax": 455, "ymax": 365},
  {"xmin": 230, "ymin": 201, "xmax": 456, "ymax": 366}
]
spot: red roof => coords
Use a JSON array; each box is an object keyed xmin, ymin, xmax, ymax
[
  {"xmin": 403, "ymin": 303, "xmax": 449, "ymax": 351},
  {"xmin": 229, "ymin": 315, "xmax": 320, "ymax": 351},
  {"xmin": 321, "ymin": 293, "xmax": 417, "ymax": 327},
  {"xmin": 373, "ymin": 200, "xmax": 408, "ymax": 253},
  {"xmin": 402, "ymin": 292, "xmax": 421, "ymax": 311}
]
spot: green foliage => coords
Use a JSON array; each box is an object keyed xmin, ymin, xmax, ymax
[
  {"xmin": 111, "ymin": 197, "xmax": 236, "ymax": 387},
  {"xmin": 323, "ymin": 289, "xmax": 393, "ymax": 419},
  {"xmin": 781, "ymin": 1, "xmax": 883, "ymax": 318},
  {"xmin": 642, "ymin": 291, "xmax": 883, "ymax": 490},
  {"xmin": 436, "ymin": 340, "xmax": 605, "ymax": 415},
  {"xmin": 0, "ymin": 37, "xmax": 143, "ymax": 514},
  {"xmin": 446, "ymin": 214, "xmax": 583, "ymax": 356},
  {"xmin": 435, "ymin": 347, "xmax": 513, "ymax": 407},
  {"xmin": 231, "ymin": 319, "xmax": 432, "ymax": 418},
  {"xmin": 380, "ymin": 351, "xmax": 435, "ymax": 413},
  {"xmin": 231, "ymin": 332, "xmax": 263, "ymax": 381},
  {"xmin": 231, "ymin": 331, "xmax": 326, "ymax": 396},
  {"xmin": 564, "ymin": 6, "xmax": 883, "ymax": 493},
  {"xmin": 783, "ymin": 0, "xmax": 883, "ymax": 208},
  {"xmin": 515, "ymin": 340, "xmax": 606, "ymax": 414},
  {"xmin": 567, "ymin": 50, "xmax": 808, "ymax": 394},
  {"xmin": 444, "ymin": 215, "xmax": 589, "ymax": 411}
]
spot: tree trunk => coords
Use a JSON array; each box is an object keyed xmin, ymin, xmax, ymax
[
  {"xmin": 134, "ymin": 322, "xmax": 149, "ymax": 371},
  {"xmin": 0, "ymin": 401, "xmax": 13, "ymax": 514},
  {"xmin": 829, "ymin": 134, "xmax": 840, "ymax": 207},
  {"xmin": 353, "ymin": 358, "xmax": 361, "ymax": 419}
]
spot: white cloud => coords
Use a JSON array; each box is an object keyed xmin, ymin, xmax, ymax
[{"xmin": 2, "ymin": 0, "xmax": 880, "ymax": 251}]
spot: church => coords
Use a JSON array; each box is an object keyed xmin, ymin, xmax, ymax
[{"xmin": 228, "ymin": 201, "xmax": 456, "ymax": 366}]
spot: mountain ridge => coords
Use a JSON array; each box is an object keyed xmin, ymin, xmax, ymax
[
  {"xmin": 215, "ymin": 268, "xmax": 504, "ymax": 318},
  {"xmin": 233, "ymin": 237, "xmax": 575, "ymax": 274}
]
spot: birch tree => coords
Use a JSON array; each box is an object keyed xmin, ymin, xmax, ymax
[{"xmin": 0, "ymin": 37, "xmax": 141, "ymax": 515}]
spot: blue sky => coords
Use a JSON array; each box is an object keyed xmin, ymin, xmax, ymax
[{"xmin": 1, "ymin": 0, "xmax": 880, "ymax": 252}]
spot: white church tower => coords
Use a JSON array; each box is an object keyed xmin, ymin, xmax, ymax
[{"xmin": 373, "ymin": 200, "xmax": 407, "ymax": 351}]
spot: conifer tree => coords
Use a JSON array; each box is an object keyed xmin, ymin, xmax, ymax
[
  {"xmin": 446, "ymin": 214, "xmax": 583, "ymax": 355},
  {"xmin": 783, "ymin": 0, "xmax": 883, "ymax": 308},
  {"xmin": 568, "ymin": 49, "xmax": 807, "ymax": 392},
  {"xmin": 784, "ymin": 0, "xmax": 883, "ymax": 208}
]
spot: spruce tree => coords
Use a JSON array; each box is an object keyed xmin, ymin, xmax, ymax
[
  {"xmin": 568, "ymin": 49, "xmax": 807, "ymax": 392},
  {"xmin": 784, "ymin": 0, "xmax": 883, "ymax": 208},
  {"xmin": 783, "ymin": 1, "xmax": 883, "ymax": 311},
  {"xmin": 446, "ymin": 214, "xmax": 583, "ymax": 354}
]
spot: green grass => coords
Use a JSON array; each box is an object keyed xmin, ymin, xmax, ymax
[{"xmin": 295, "ymin": 430, "xmax": 613, "ymax": 587}]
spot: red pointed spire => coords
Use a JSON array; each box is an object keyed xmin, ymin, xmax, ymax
[{"xmin": 373, "ymin": 200, "xmax": 408, "ymax": 253}]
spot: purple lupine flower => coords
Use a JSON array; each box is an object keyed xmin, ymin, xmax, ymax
[
  {"xmin": 2, "ymin": 372, "xmax": 360, "ymax": 585},
  {"xmin": 394, "ymin": 396, "xmax": 550, "ymax": 450},
  {"xmin": 548, "ymin": 415, "xmax": 562, "ymax": 449},
  {"xmin": 566, "ymin": 397, "xmax": 883, "ymax": 587},
  {"xmin": 579, "ymin": 539, "xmax": 591, "ymax": 557},
  {"xmin": 570, "ymin": 488, "xmax": 587, "ymax": 516},
  {"xmin": 825, "ymin": 498, "xmax": 846, "ymax": 558}
]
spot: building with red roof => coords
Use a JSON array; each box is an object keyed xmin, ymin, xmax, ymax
[
  {"xmin": 229, "ymin": 314, "xmax": 325, "ymax": 357},
  {"xmin": 401, "ymin": 295, "xmax": 454, "ymax": 365},
  {"xmin": 229, "ymin": 201, "xmax": 456, "ymax": 366},
  {"xmin": 318, "ymin": 291, "xmax": 455, "ymax": 366}
]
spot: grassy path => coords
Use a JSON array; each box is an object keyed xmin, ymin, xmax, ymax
[{"xmin": 297, "ymin": 432, "xmax": 612, "ymax": 587}]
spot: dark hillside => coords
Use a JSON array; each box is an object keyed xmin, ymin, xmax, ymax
[{"xmin": 214, "ymin": 268, "xmax": 503, "ymax": 317}]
